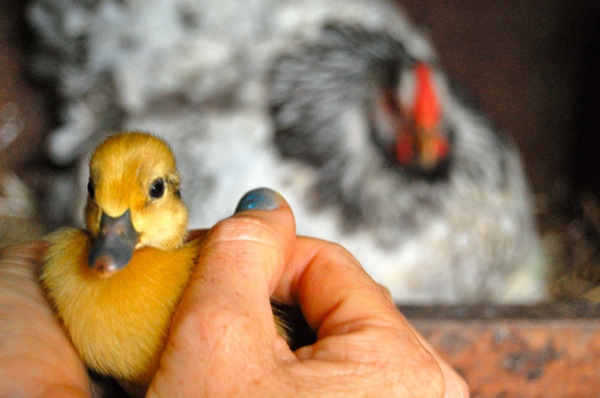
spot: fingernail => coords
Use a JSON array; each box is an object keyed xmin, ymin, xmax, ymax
[{"xmin": 234, "ymin": 188, "xmax": 282, "ymax": 213}]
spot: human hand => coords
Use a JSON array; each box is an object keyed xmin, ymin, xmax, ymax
[
  {"xmin": 0, "ymin": 188, "xmax": 468, "ymax": 397},
  {"xmin": 0, "ymin": 240, "xmax": 92, "ymax": 397},
  {"xmin": 148, "ymin": 188, "xmax": 469, "ymax": 397}
]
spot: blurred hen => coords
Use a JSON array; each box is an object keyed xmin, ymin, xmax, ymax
[{"xmin": 29, "ymin": 0, "xmax": 547, "ymax": 303}]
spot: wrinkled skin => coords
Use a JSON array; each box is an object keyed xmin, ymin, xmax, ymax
[{"xmin": 0, "ymin": 197, "xmax": 468, "ymax": 397}]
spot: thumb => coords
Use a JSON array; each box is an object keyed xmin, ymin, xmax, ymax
[{"xmin": 149, "ymin": 188, "xmax": 297, "ymax": 396}]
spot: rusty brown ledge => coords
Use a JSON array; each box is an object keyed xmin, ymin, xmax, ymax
[
  {"xmin": 399, "ymin": 303, "xmax": 600, "ymax": 397},
  {"xmin": 398, "ymin": 302, "xmax": 600, "ymax": 320}
]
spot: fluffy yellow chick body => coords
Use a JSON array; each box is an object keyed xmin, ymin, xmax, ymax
[
  {"xmin": 42, "ymin": 132, "xmax": 199, "ymax": 393},
  {"xmin": 43, "ymin": 230, "xmax": 198, "ymax": 386}
]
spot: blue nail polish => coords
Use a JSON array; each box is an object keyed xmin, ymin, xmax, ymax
[{"xmin": 234, "ymin": 188, "xmax": 281, "ymax": 213}]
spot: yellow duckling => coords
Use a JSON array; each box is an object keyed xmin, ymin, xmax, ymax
[{"xmin": 42, "ymin": 132, "xmax": 201, "ymax": 395}]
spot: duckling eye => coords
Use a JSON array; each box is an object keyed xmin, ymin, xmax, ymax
[
  {"xmin": 87, "ymin": 179, "xmax": 95, "ymax": 200},
  {"xmin": 149, "ymin": 178, "xmax": 165, "ymax": 199}
]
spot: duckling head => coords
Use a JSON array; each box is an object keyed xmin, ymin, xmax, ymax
[{"xmin": 85, "ymin": 132, "xmax": 188, "ymax": 277}]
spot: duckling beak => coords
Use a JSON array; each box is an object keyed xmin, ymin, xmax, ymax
[{"xmin": 88, "ymin": 210, "xmax": 139, "ymax": 278}]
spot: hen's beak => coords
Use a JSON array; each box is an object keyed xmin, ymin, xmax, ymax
[{"xmin": 88, "ymin": 210, "xmax": 139, "ymax": 278}]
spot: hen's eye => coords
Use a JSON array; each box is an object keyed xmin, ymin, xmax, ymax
[
  {"xmin": 87, "ymin": 179, "xmax": 95, "ymax": 200},
  {"xmin": 149, "ymin": 178, "xmax": 165, "ymax": 199}
]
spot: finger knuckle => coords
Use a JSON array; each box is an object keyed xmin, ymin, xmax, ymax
[{"xmin": 209, "ymin": 216, "xmax": 277, "ymax": 245}]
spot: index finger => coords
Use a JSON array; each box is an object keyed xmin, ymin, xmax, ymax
[{"xmin": 281, "ymin": 237, "xmax": 430, "ymax": 361}]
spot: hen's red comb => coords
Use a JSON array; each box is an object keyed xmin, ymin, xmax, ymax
[{"xmin": 413, "ymin": 63, "xmax": 440, "ymax": 130}]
